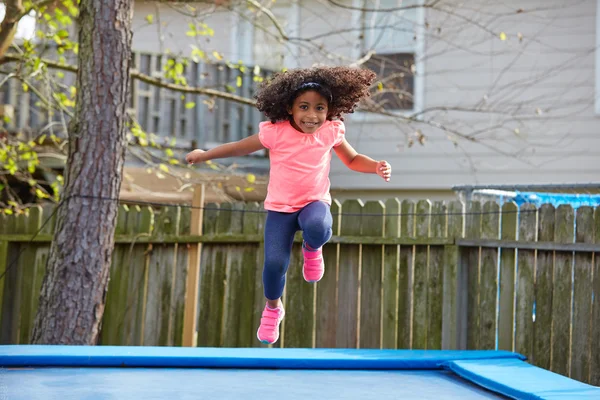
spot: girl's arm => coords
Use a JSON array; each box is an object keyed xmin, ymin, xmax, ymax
[
  {"xmin": 185, "ymin": 134, "xmax": 265, "ymax": 164},
  {"xmin": 333, "ymin": 138, "xmax": 392, "ymax": 182}
]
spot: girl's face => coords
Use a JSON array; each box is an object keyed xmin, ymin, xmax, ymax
[{"xmin": 288, "ymin": 90, "xmax": 329, "ymax": 134}]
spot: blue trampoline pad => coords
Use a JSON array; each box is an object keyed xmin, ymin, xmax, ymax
[
  {"xmin": 7, "ymin": 367, "xmax": 505, "ymax": 400},
  {"xmin": 2, "ymin": 346, "xmax": 599, "ymax": 400}
]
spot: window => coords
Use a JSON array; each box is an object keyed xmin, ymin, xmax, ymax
[
  {"xmin": 364, "ymin": 53, "xmax": 415, "ymax": 110},
  {"xmin": 360, "ymin": 0, "xmax": 424, "ymax": 115}
]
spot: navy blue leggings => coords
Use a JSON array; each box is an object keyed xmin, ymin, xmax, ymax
[{"xmin": 263, "ymin": 201, "xmax": 333, "ymax": 300}]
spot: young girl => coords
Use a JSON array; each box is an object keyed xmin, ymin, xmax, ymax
[{"xmin": 185, "ymin": 66, "xmax": 392, "ymax": 345}]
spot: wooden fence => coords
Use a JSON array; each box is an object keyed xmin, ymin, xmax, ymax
[{"xmin": 0, "ymin": 193, "xmax": 599, "ymax": 386}]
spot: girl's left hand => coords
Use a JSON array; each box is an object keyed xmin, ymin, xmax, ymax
[{"xmin": 376, "ymin": 160, "xmax": 392, "ymax": 182}]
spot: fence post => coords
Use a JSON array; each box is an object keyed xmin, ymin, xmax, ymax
[{"xmin": 182, "ymin": 184, "xmax": 205, "ymax": 347}]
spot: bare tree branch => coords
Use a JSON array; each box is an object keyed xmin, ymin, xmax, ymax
[{"xmin": 3, "ymin": 54, "xmax": 257, "ymax": 106}]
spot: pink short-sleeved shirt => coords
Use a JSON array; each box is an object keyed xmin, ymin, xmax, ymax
[{"xmin": 258, "ymin": 119, "xmax": 345, "ymax": 212}]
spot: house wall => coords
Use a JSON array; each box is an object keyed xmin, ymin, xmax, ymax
[{"xmin": 332, "ymin": 0, "xmax": 599, "ymax": 193}]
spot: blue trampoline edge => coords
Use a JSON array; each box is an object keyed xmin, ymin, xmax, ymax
[
  {"xmin": 0, "ymin": 345, "xmax": 525, "ymax": 370},
  {"xmin": 443, "ymin": 358, "xmax": 600, "ymax": 400},
  {"xmin": 3, "ymin": 346, "xmax": 599, "ymax": 400}
]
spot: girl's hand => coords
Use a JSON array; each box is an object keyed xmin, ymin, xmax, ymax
[
  {"xmin": 376, "ymin": 160, "xmax": 392, "ymax": 182},
  {"xmin": 185, "ymin": 149, "xmax": 206, "ymax": 165}
]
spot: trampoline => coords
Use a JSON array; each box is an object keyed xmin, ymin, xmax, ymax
[{"xmin": 2, "ymin": 346, "xmax": 600, "ymax": 399}]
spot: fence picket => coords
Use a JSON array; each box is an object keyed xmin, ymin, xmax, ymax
[
  {"xmin": 101, "ymin": 205, "xmax": 130, "ymax": 345},
  {"xmin": 571, "ymin": 206, "xmax": 594, "ymax": 382},
  {"xmin": 412, "ymin": 200, "xmax": 431, "ymax": 350},
  {"xmin": 173, "ymin": 206, "xmax": 191, "ymax": 346},
  {"xmin": 337, "ymin": 199, "xmax": 362, "ymax": 348},
  {"xmin": 498, "ymin": 202, "xmax": 517, "ymax": 351},
  {"xmin": 316, "ymin": 200, "xmax": 341, "ymax": 348},
  {"xmin": 397, "ymin": 200, "xmax": 414, "ymax": 349},
  {"xmin": 515, "ymin": 204, "xmax": 536, "ymax": 357},
  {"xmin": 592, "ymin": 206, "xmax": 600, "ymax": 385},
  {"xmin": 427, "ymin": 201, "xmax": 445, "ymax": 350},
  {"xmin": 198, "ymin": 203, "xmax": 221, "ymax": 347},
  {"xmin": 552, "ymin": 205, "xmax": 574, "ymax": 377},
  {"xmin": 359, "ymin": 201, "xmax": 385, "ymax": 349},
  {"xmin": 534, "ymin": 204, "xmax": 555, "ymax": 370},
  {"xmin": 143, "ymin": 206, "xmax": 181, "ymax": 346},
  {"xmin": 382, "ymin": 198, "xmax": 400, "ymax": 349},
  {"xmin": 442, "ymin": 200, "xmax": 463, "ymax": 350},
  {"xmin": 465, "ymin": 201, "xmax": 482, "ymax": 350},
  {"xmin": 222, "ymin": 203, "xmax": 247, "ymax": 347},
  {"xmin": 252, "ymin": 203, "xmax": 268, "ymax": 348},
  {"xmin": 17, "ymin": 206, "xmax": 43, "ymax": 344},
  {"xmin": 479, "ymin": 202, "xmax": 500, "ymax": 350},
  {"xmin": 236, "ymin": 202, "xmax": 261, "ymax": 347}
]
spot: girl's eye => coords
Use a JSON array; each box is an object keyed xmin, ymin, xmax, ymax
[
  {"xmin": 317, "ymin": 106, "xmax": 325, "ymax": 111},
  {"xmin": 300, "ymin": 105, "xmax": 308, "ymax": 110}
]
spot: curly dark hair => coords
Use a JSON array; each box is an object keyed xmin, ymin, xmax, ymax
[{"xmin": 254, "ymin": 66, "xmax": 376, "ymax": 122}]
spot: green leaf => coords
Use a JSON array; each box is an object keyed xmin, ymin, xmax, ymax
[
  {"xmin": 185, "ymin": 102, "xmax": 196, "ymax": 109},
  {"xmin": 22, "ymin": 83, "xmax": 29, "ymax": 92},
  {"xmin": 159, "ymin": 164, "xmax": 169, "ymax": 173},
  {"xmin": 145, "ymin": 14, "xmax": 154, "ymax": 24},
  {"xmin": 236, "ymin": 76, "xmax": 242, "ymax": 87},
  {"xmin": 165, "ymin": 148, "xmax": 174, "ymax": 157}
]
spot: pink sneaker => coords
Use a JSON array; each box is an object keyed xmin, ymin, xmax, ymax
[
  {"xmin": 257, "ymin": 303, "xmax": 285, "ymax": 344},
  {"xmin": 302, "ymin": 242, "xmax": 324, "ymax": 282}
]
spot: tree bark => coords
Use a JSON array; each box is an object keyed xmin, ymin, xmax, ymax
[{"xmin": 31, "ymin": 0, "xmax": 133, "ymax": 344}]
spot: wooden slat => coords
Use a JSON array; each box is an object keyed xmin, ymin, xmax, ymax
[
  {"xmin": 128, "ymin": 207, "xmax": 155, "ymax": 345},
  {"xmin": 283, "ymin": 241, "xmax": 314, "ymax": 348},
  {"xmin": 359, "ymin": 201, "xmax": 385, "ymax": 349},
  {"xmin": 236, "ymin": 202, "xmax": 260, "ymax": 347},
  {"xmin": 17, "ymin": 206, "xmax": 43, "ymax": 344},
  {"xmin": 252, "ymin": 203, "xmax": 268, "ymax": 348},
  {"xmin": 397, "ymin": 200, "xmax": 414, "ymax": 349},
  {"xmin": 479, "ymin": 201, "xmax": 500, "ymax": 350},
  {"xmin": 591, "ymin": 206, "xmax": 600, "ymax": 386},
  {"xmin": 427, "ymin": 201, "xmax": 445, "ymax": 350},
  {"xmin": 172, "ymin": 206, "xmax": 191, "ymax": 346},
  {"xmin": 183, "ymin": 185, "xmax": 205, "ymax": 346},
  {"xmin": 442, "ymin": 200, "xmax": 464, "ymax": 350},
  {"xmin": 465, "ymin": 201, "xmax": 482, "ymax": 350},
  {"xmin": 316, "ymin": 200, "xmax": 341, "ymax": 348},
  {"xmin": 100, "ymin": 205, "xmax": 130, "ymax": 345},
  {"xmin": 336, "ymin": 199, "xmax": 362, "ymax": 348},
  {"xmin": 498, "ymin": 202, "xmax": 517, "ymax": 352},
  {"xmin": 514, "ymin": 203, "xmax": 536, "ymax": 357},
  {"xmin": 222, "ymin": 203, "xmax": 248, "ymax": 347},
  {"xmin": 570, "ymin": 206, "xmax": 594, "ymax": 382},
  {"xmin": 143, "ymin": 206, "xmax": 180, "ymax": 346},
  {"xmin": 382, "ymin": 198, "xmax": 400, "ymax": 349},
  {"xmin": 551, "ymin": 205, "xmax": 574, "ymax": 377},
  {"xmin": 533, "ymin": 204, "xmax": 555, "ymax": 370},
  {"xmin": 412, "ymin": 200, "xmax": 431, "ymax": 350},
  {"xmin": 198, "ymin": 202, "xmax": 226, "ymax": 347}
]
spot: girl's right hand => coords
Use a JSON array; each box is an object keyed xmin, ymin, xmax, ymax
[{"xmin": 185, "ymin": 149, "xmax": 206, "ymax": 165}]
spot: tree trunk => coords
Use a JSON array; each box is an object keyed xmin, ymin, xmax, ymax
[{"xmin": 31, "ymin": 0, "xmax": 133, "ymax": 345}]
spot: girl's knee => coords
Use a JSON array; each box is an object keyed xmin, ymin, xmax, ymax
[{"xmin": 264, "ymin": 256, "xmax": 289, "ymax": 276}]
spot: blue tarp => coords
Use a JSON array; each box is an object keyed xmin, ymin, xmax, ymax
[{"xmin": 512, "ymin": 192, "xmax": 600, "ymax": 208}]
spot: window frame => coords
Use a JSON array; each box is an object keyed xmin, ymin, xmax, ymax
[{"xmin": 351, "ymin": 0, "xmax": 425, "ymax": 123}]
